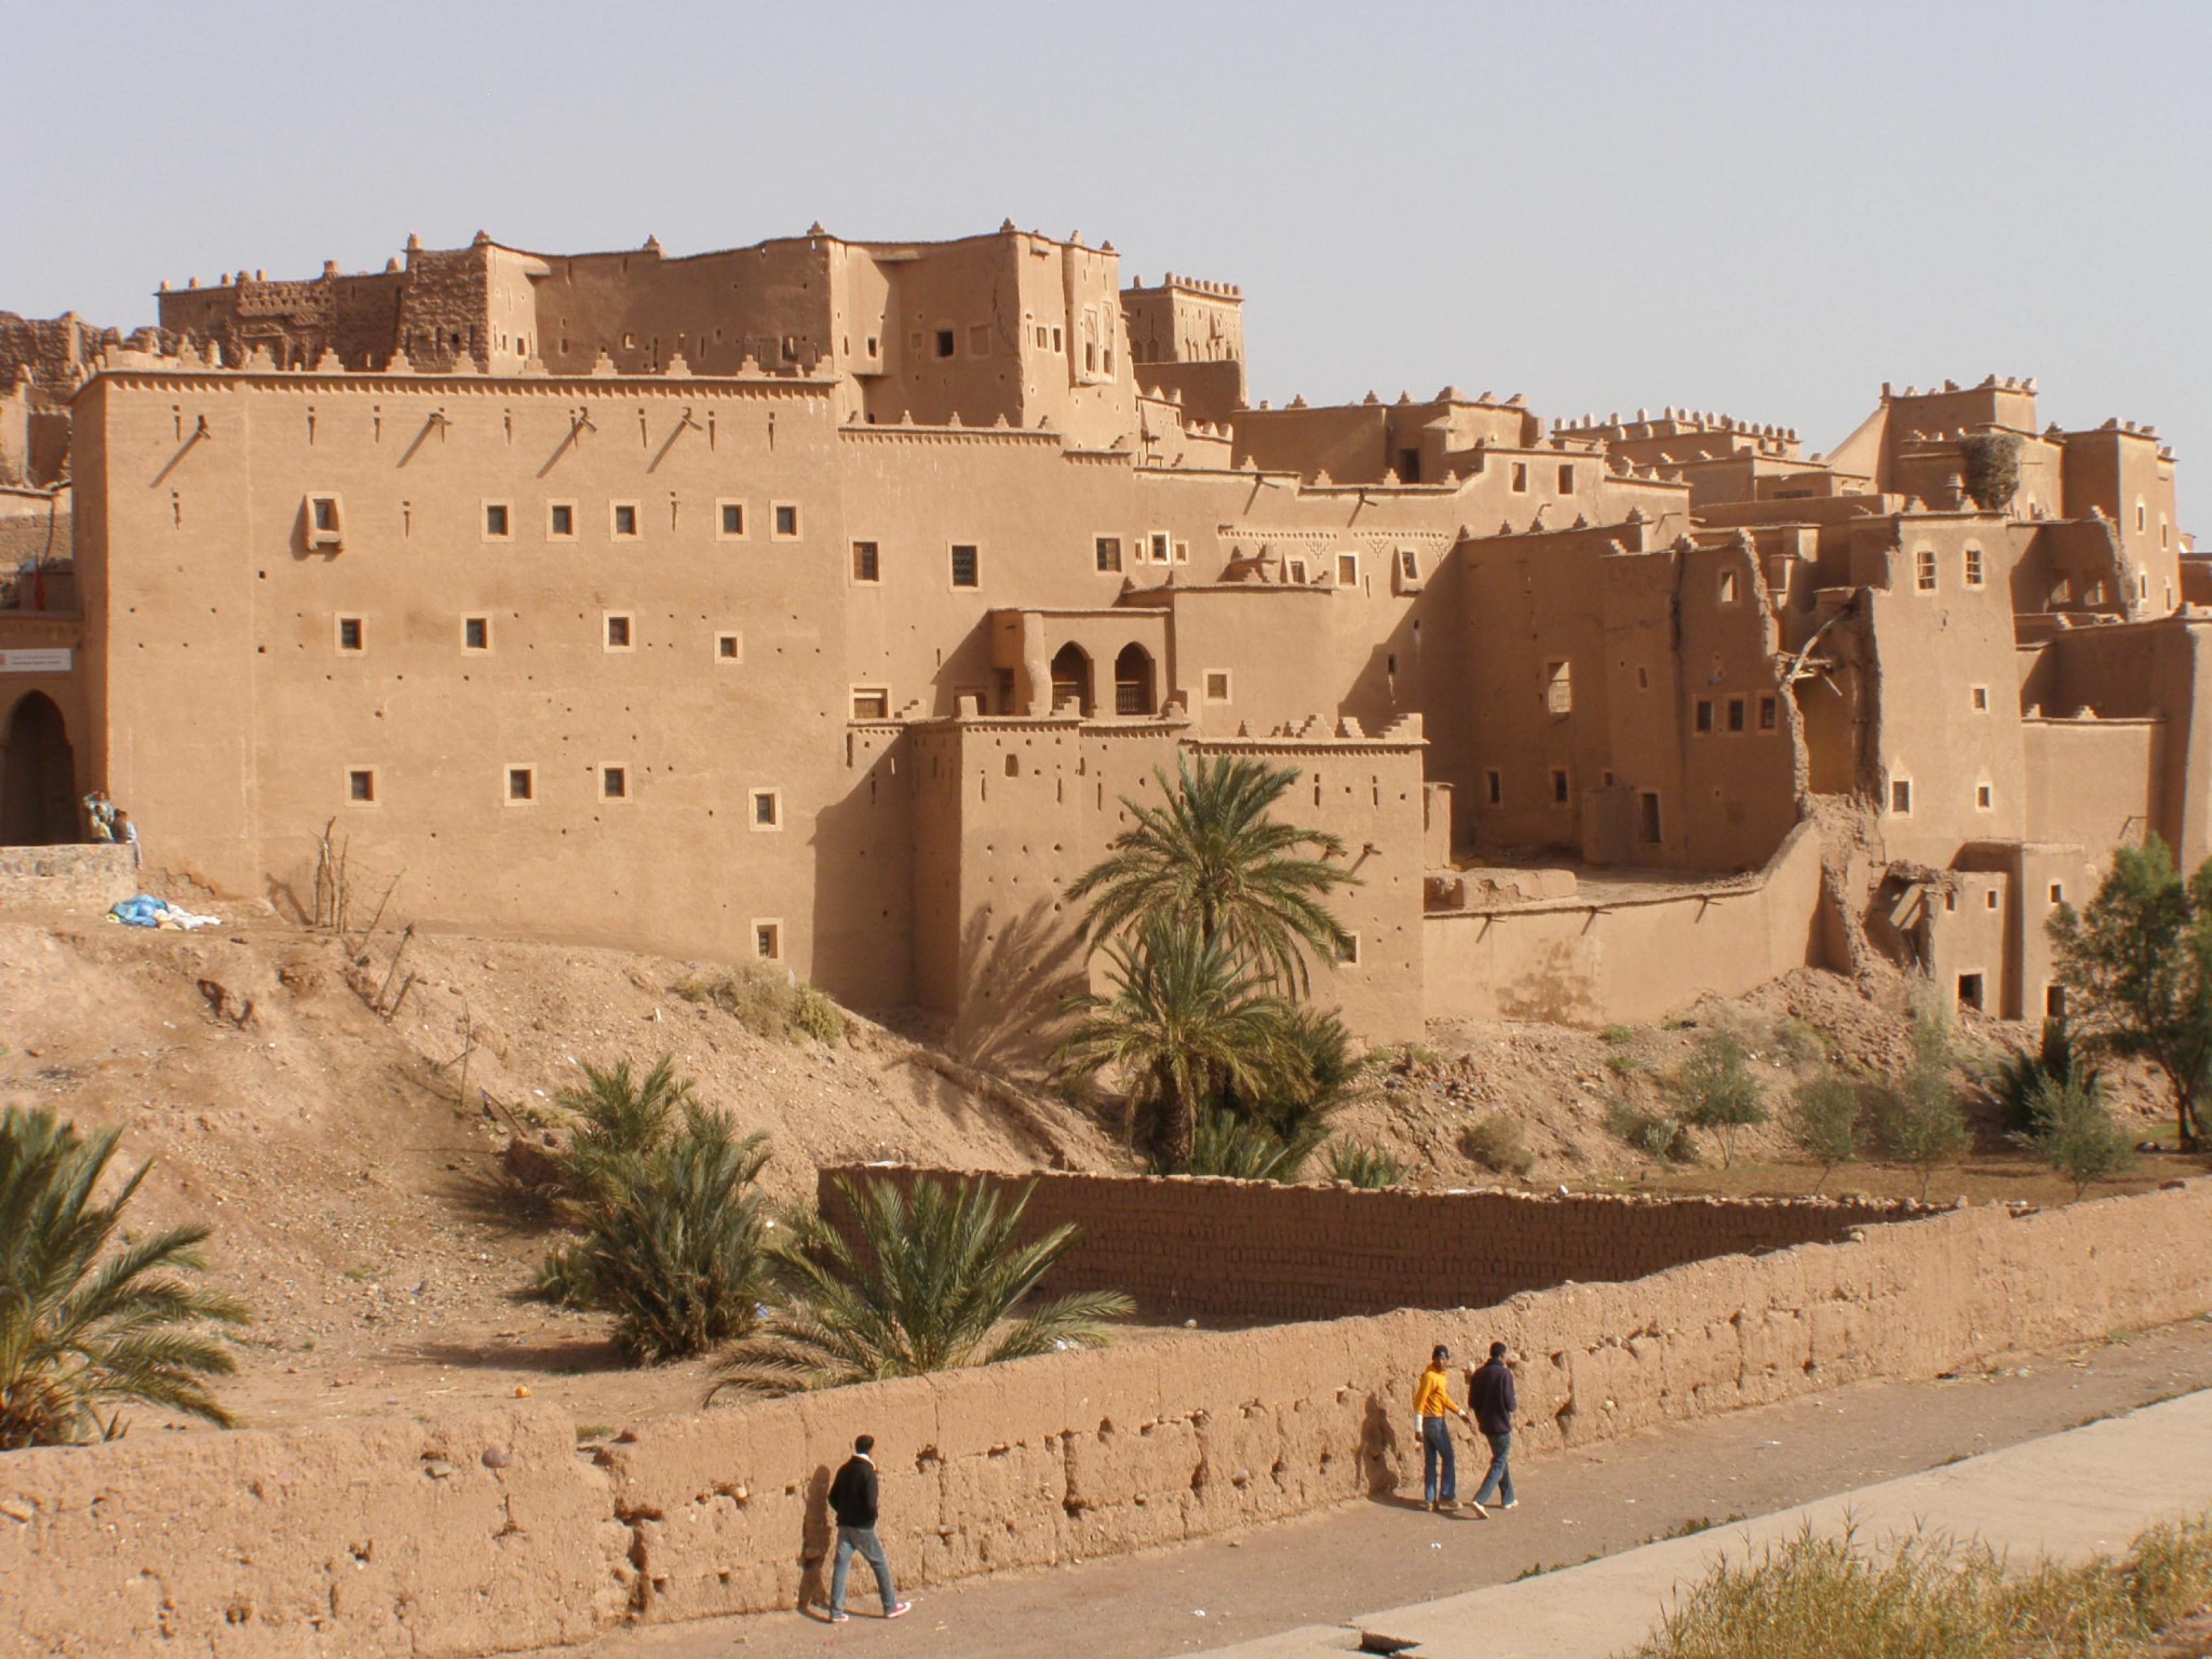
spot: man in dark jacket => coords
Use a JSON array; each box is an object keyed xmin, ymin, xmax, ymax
[
  {"xmin": 1467, "ymin": 1342, "xmax": 1519, "ymax": 1512},
  {"xmin": 825, "ymin": 1434, "xmax": 912, "ymax": 1622}
]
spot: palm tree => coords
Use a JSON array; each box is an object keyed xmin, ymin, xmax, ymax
[
  {"xmin": 0, "ymin": 1106, "xmax": 248, "ymax": 1448},
  {"xmin": 1166, "ymin": 1105, "xmax": 1327, "ymax": 1182},
  {"xmin": 709, "ymin": 1173, "xmax": 1131, "ymax": 1395},
  {"xmin": 1053, "ymin": 914, "xmax": 1298, "ymax": 1164},
  {"xmin": 555, "ymin": 1054, "xmax": 698, "ymax": 1208},
  {"xmin": 1066, "ymin": 753, "xmax": 1357, "ymax": 994},
  {"xmin": 582, "ymin": 1110, "xmax": 777, "ymax": 1364}
]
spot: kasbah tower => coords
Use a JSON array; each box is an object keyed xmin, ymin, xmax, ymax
[{"xmin": 0, "ymin": 220, "xmax": 2194, "ymax": 1049}]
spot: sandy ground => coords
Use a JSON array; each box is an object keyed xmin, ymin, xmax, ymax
[{"xmin": 530, "ymin": 1316, "xmax": 2212, "ymax": 1659}]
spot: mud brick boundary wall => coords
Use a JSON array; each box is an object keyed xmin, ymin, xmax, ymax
[
  {"xmin": 5, "ymin": 1180, "xmax": 2210, "ymax": 1656},
  {"xmin": 817, "ymin": 1165, "xmax": 1922, "ymax": 1320},
  {"xmin": 0, "ymin": 842, "xmax": 137, "ymax": 912}
]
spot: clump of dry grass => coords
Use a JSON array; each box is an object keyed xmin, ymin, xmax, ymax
[
  {"xmin": 674, "ymin": 963, "xmax": 846, "ymax": 1045},
  {"xmin": 1635, "ymin": 1512, "xmax": 2212, "ymax": 1659},
  {"xmin": 1459, "ymin": 1111, "xmax": 1535, "ymax": 1177}
]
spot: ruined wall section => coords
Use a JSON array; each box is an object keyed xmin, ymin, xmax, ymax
[{"xmin": 818, "ymin": 1164, "xmax": 1917, "ymax": 1320}]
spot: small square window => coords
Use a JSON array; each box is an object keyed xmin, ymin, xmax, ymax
[
  {"xmin": 851, "ymin": 687, "xmax": 889, "ymax": 720},
  {"xmin": 773, "ymin": 503, "xmax": 800, "ymax": 540},
  {"xmin": 463, "ymin": 615, "xmax": 490, "ymax": 652},
  {"xmin": 1915, "ymin": 548, "xmax": 1937, "ymax": 591},
  {"xmin": 934, "ymin": 328, "xmax": 956, "ymax": 358},
  {"xmin": 1727, "ymin": 696, "xmax": 1747, "ymax": 733},
  {"xmin": 1338, "ymin": 932, "xmax": 1360, "ymax": 965},
  {"xmin": 306, "ymin": 494, "xmax": 343, "ymax": 548},
  {"xmin": 1695, "ymin": 699, "xmax": 1714, "ymax": 733},
  {"xmin": 1972, "ymin": 685, "xmax": 1990, "ymax": 711},
  {"xmin": 611, "ymin": 503, "xmax": 640, "ymax": 538},
  {"xmin": 507, "ymin": 766, "xmax": 536, "ymax": 803},
  {"xmin": 1096, "ymin": 536, "xmax": 1123, "ymax": 572},
  {"xmin": 1203, "ymin": 671, "xmax": 1232, "ymax": 702},
  {"xmin": 716, "ymin": 631, "xmax": 742, "ymax": 662},
  {"xmin": 311, "ymin": 497, "xmax": 338, "ymax": 532},
  {"xmin": 483, "ymin": 502, "xmax": 511, "ymax": 540},
  {"xmin": 336, "ymin": 616, "xmax": 364, "ymax": 653},
  {"xmin": 1976, "ymin": 782, "xmax": 1993, "ymax": 810},
  {"xmin": 754, "ymin": 920, "xmax": 782, "ymax": 961},
  {"xmin": 717, "ymin": 501, "xmax": 747, "ymax": 540},
  {"xmin": 1758, "ymin": 694, "xmax": 1778, "ymax": 730},
  {"xmin": 1337, "ymin": 552, "xmax": 1359, "ymax": 586},
  {"xmin": 950, "ymin": 544, "xmax": 980, "ymax": 588},
  {"xmin": 548, "ymin": 502, "xmax": 575, "ymax": 539},
  {"xmin": 851, "ymin": 540, "xmax": 881, "ymax": 583},
  {"xmin": 751, "ymin": 789, "xmax": 781, "ymax": 829},
  {"xmin": 1958, "ymin": 972, "xmax": 1984, "ymax": 1010},
  {"xmin": 1550, "ymin": 767, "xmax": 1570, "ymax": 805},
  {"xmin": 346, "ymin": 768, "xmax": 376, "ymax": 804},
  {"xmin": 605, "ymin": 613, "xmax": 632, "ymax": 651},
  {"xmin": 1891, "ymin": 777, "xmax": 1913, "ymax": 815},
  {"xmin": 1485, "ymin": 768, "xmax": 1503, "ymax": 806},
  {"xmin": 1149, "ymin": 532, "xmax": 1170, "ymax": 565}
]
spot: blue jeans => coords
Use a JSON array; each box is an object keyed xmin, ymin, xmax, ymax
[
  {"xmin": 830, "ymin": 1526, "xmax": 897, "ymax": 1616},
  {"xmin": 1420, "ymin": 1415, "xmax": 1455, "ymax": 1504},
  {"xmin": 1473, "ymin": 1430, "xmax": 1514, "ymax": 1507}
]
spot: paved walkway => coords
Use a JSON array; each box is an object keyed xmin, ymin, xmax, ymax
[
  {"xmin": 1197, "ymin": 1389, "xmax": 2212, "ymax": 1658},
  {"xmin": 518, "ymin": 1318, "xmax": 2212, "ymax": 1659}
]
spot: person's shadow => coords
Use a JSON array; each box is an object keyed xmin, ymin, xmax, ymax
[{"xmin": 796, "ymin": 1464, "xmax": 835, "ymax": 1618}]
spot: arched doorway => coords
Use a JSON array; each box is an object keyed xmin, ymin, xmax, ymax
[
  {"xmin": 1114, "ymin": 643, "xmax": 1156, "ymax": 716},
  {"xmin": 1049, "ymin": 643, "xmax": 1093, "ymax": 715},
  {"xmin": 0, "ymin": 692, "xmax": 78, "ymax": 844}
]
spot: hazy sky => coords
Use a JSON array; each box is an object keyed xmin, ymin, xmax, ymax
[{"xmin": 4, "ymin": 0, "xmax": 2205, "ymax": 483}]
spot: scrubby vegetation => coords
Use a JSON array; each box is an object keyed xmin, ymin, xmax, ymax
[
  {"xmin": 0, "ymin": 1106, "xmax": 248, "ymax": 1447},
  {"xmin": 672, "ymin": 963, "xmax": 847, "ymax": 1046},
  {"xmin": 1671, "ymin": 1030, "xmax": 1770, "ymax": 1168},
  {"xmin": 1325, "ymin": 1140, "xmax": 1407, "ymax": 1188},
  {"xmin": 2014, "ymin": 1073, "xmax": 2134, "ymax": 1198},
  {"xmin": 1880, "ymin": 996, "xmax": 1973, "ymax": 1200},
  {"xmin": 1606, "ymin": 1098, "xmax": 1698, "ymax": 1164},
  {"xmin": 1635, "ymin": 1512, "xmax": 2212, "ymax": 1659},
  {"xmin": 1460, "ymin": 1111, "xmax": 1536, "ymax": 1177},
  {"xmin": 1784, "ymin": 1073, "xmax": 1863, "ymax": 1192}
]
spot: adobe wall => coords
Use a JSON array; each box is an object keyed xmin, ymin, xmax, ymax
[
  {"xmin": 815, "ymin": 1164, "xmax": 1916, "ymax": 1322},
  {"xmin": 6, "ymin": 1180, "xmax": 2210, "ymax": 1655},
  {"xmin": 0, "ymin": 843, "xmax": 137, "ymax": 911},
  {"xmin": 1424, "ymin": 815, "xmax": 1826, "ymax": 1026}
]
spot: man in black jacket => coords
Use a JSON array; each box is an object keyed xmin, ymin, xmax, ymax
[
  {"xmin": 1467, "ymin": 1342, "xmax": 1519, "ymax": 1512},
  {"xmin": 826, "ymin": 1434, "xmax": 912, "ymax": 1622}
]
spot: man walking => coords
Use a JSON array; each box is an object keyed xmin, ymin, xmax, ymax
[
  {"xmin": 1467, "ymin": 1341, "xmax": 1518, "ymax": 1512},
  {"xmin": 826, "ymin": 1434, "xmax": 913, "ymax": 1622},
  {"xmin": 1412, "ymin": 1344, "xmax": 1477, "ymax": 1514}
]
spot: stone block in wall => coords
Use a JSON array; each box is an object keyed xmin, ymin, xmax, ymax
[{"xmin": 0, "ymin": 843, "xmax": 139, "ymax": 913}]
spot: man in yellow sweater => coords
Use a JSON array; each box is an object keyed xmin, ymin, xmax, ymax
[{"xmin": 1412, "ymin": 1344, "xmax": 1480, "ymax": 1514}]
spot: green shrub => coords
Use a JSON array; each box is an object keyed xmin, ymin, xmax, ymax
[
  {"xmin": 1989, "ymin": 1015, "xmax": 2101, "ymax": 1133},
  {"xmin": 674, "ymin": 963, "xmax": 848, "ymax": 1045},
  {"xmin": 1879, "ymin": 995, "xmax": 1973, "ymax": 1200},
  {"xmin": 1606, "ymin": 1099, "xmax": 1697, "ymax": 1163},
  {"xmin": 1605, "ymin": 1049, "xmax": 1642, "ymax": 1077},
  {"xmin": 1959, "ymin": 431, "xmax": 2024, "ymax": 514},
  {"xmin": 1767, "ymin": 1018, "xmax": 1828, "ymax": 1068},
  {"xmin": 1784, "ymin": 1073, "xmax": 1863, "ymax": 1192},
  {"xmin": 581, "ymin": 1111, "xmax": 777, "ymax": 1364},
  {"xmin": 0, "ymin": 1107, "xmax": 248, "ymax": 1447},
  {"xmin": 2014, "ymin": 1073, "xmax": 2134, "ymax": 1198},
  {"xmin": 713, "ymin": 1174, "xmax": 1131, "ymax": 1394},
  {"xmin": 1159, "ymin": 1105, "xmax": 1320, "ymax": 1182},
  {"xmin": 1600, "ymin": 1024, "xmax": 1636, "ymax": 1046},
  {"xmin": 1672, "ymin": 1031, "xmax": 1769, "ymax": 1168},
  {"xmin": 1324, "ymin": 1139, "xmax": 1406, "ymax": 1188},
  {"xmin": 1459, "ymin": 1111, "xmax": 1534, "ymax": 1177}
]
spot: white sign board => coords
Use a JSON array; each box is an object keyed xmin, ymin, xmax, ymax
[{"xmin": 0, "ymin": 649, "xmax": 71, "ymax": 672}]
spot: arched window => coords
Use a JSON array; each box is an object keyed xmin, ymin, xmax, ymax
[
  {"xmin": 1049, "ymin": 643, "xmax": 1093, "ymax": 715},
  {"xmin": 1114, "ymin": 644, "xmax": 1155, "ymax": 716},
  {"xmin": 0, "ymin": 692, "xmax": 78, "ymax": 845}
]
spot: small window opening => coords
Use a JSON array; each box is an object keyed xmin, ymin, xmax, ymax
[
  {"xmin": 1485, "ymin": 769, "xmax": 1503, "ymax": 806},
  {"xmin": 484, "ymin": 503, "xmax": 510, "ymax": 538},
  {"xmin": 1557, "ymin": 463, "xmax": 1574, "ymax": 493},
  {"xmin": 774, "ymin": 504, "xmax": 800, "ymax": 538},
  {"xmin": 1639, "ymin": 791, "xmax": 1662, "ymax": 844},
  {"xmin": 755, "ymin": 922, "xmax": 782, "ymax": 961},
  {"xmin": 463, "ymin": 616, "xmax": 489, "ymax": 651},
  {"xmin": 1550, "ymin": 767, "xmax": 1570, "ymax": 805},
  {"xmin": 950, "ymin": 544, "xmax": 980, "ymax": 588},
  {"xmin": 549, "ymin": 503, "xmax": 575, "ymax": 538},
  {"xmin": 1719, "ymin": 570, "xmax": 1739, "ymax": 604},
  {"xmin": 751, "ymin": 790, "xmax": 780, "ymax": 828},
  {"xmin": 1511, "ymin": 462, "xmax": 1528, "ymax": 493},
  {"xmin": 717, "ymin": 633, "xmax": 741, "ymax": 661},
  {"xmin": 508, "ymin": 767, "xmax": 535, "ymax": 802},
  {"xmin": 336, "ymin": 617, "xmax": 364, "ymax": 652},
  {"xmin": 1957, "ymin": 973, "xmax": 1984, "ymax": 1010},
  {"xmin": 1985, "ymin": 888, "xmax": 1999, "ymax": 909},
  {"xmin": 347, "ymin": 769, "xmax": 375, "ymax": 803},
  {"xmin": 1695, "ymin": 698, "xmax": 1714, "ymax": 733},
  {"xmin": 602, "ymin": 766, "xmax": 628, "ymax": 800},
  {"xmin": 721, "ymin": 502, "xmax": 745, "ymax": 537},
  {"xmin": 1972, "ymin": 685, "xmax": 1990, "ymax": 711},
  {"xmin": 851, "ymin": 688, "xmax": 889, "ymax": 720},
  {"xmin": 934, "ymin": 329, "xmax": 955, "ymax": 358},
  {"xmin": 1095, "ymin": 536, "xmax": 1122, "ymax": 572},
  {"xmin": 1915, "ymin": 548, "xmax": 1936, "ymax": 591},
  {"xmin": 1964, "ymin": 546, "xmax": 1984, "ymax": 587},
  {"xmin": 1727, "ymin": 696, "xmax": 1747, "ymax": 732},
  {"xmin": 1758, "ymin": 694, "xmax": 1778, "ymax": 730},
  {"xmin": 612, "ymin": 503, "xmax": 639, "ymax": 537},
  {"xmin": 1544, "ymin": 659, "xmax": 1572, "ymax": 714},
  {"xmin": 1976, "ymin": 782, "xmax": 1993, "ymax": 810},
  {"xmin": 2045, "ymin": 983, "xmax": 2067, "ymax": 1017},
  {"xmin": 1204, "ymin": 671, "xmax": 1231, "ymax": 702},
  {"xmin": 852, "ymin": 540, "xmax": 881, "ymax": 582},
  {"xmin": 1337, "ymin": 552, "xmax": 1359, "ymax": 586},
  {"xmin": 1891, "ymin": 777, "xmax": 1912, "ymax": 814}
]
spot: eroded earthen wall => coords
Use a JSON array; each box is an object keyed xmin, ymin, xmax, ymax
[
  {"xmin": 816, "ymin": 1163, "xmax": 1916, "ymax": 1320},
  {"xmin": 3, "ymin": 1180, "xmax": 2209, "ymax": 1656}
]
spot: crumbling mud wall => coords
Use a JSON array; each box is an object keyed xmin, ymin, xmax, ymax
[
  {"xmin": 817, "ymin": 1164, "xmax": 1921, "ymax": 1320},
  {"xmin": 4, "ymin": 1180, "xmax": 2209, "ymax": 1656},
  {"xmin": 0, "ymin": 844, "xmax": 138, "ymax": 911}
]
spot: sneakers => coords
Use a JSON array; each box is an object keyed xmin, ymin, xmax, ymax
[
  {"xmin": 1465, "ymin": 1499, "xmax": 1490, "ymax": 1518},
  {"xmin": 1499, "ymin": 1500, "xmax": 1520, "ymax": 1511},
  {"xmin": 887, "ymin": 1601, "xmax": 913, "ymax": 1619},
  {"xmin": 828, "ymin": 1613, "xmax": 849, "ymax": 1623}
]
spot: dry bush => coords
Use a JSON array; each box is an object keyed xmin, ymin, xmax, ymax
[
  {"xmin": 1605, "ymin": 1098, "xmax": 1698, "ymax": 1164},
  {"xmin": 1635, "ymin": 1511, "xmax": 2212, "ymax": 1659},
  {"xmin": 674, "ymin": 963, "xmax": 847, "ymax": 1045},
  {"xmin": 1459, "ymin": 1111, "xmax": 1534, "ymax": 1177}
]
